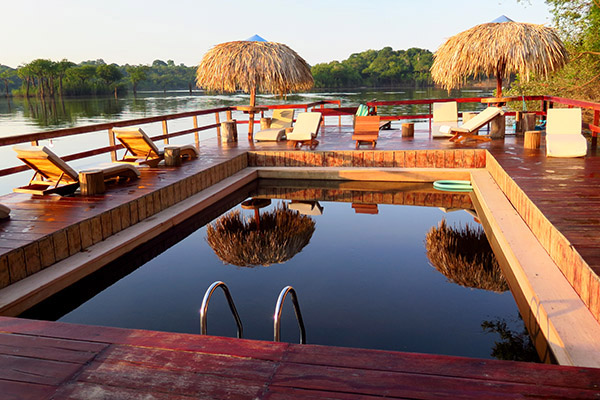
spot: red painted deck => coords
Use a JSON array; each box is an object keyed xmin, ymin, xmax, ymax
[{"xmin": 1, "ymin": 316, "xmax": 600, "ymax": 399}]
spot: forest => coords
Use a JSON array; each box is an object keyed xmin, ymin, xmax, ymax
[{"xmin": 0, "ymin": 46, "xmax": 435, "ymax": 98}]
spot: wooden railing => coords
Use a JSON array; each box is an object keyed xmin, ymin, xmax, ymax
[
  {"xmin": 2, "ymin": 95, "xmax": 599, "ymax": 178},
  {"xmin": 0, "ymin": 100, "xmax": 342, "ymax": 178}
]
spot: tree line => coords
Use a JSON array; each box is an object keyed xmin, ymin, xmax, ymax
[
  {"xmin": 0, "ymin": 46, "xmax": 435, "ymax": 98},
  {"xmin": 0, "ymin": 59, "xmax": 196, "ymax": 98},
  {"xmin": 311, "ymin": 47, "xmax": 434, "ymax": 88}
]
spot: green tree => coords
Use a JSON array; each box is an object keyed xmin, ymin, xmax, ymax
[
  {"xmin": 97, "ymin": 64, "xmax": 123, "ymax": 98},
  {"xmin": 55, "ymin": 59, "xmax": 75, "ymax": 97},
  {"xmin": 28, "ymin": 59, "xmax": 54, "ymax": 98},
  {"xmin": 17, "ymin": 64, "xmax": 34, "ymax": 97},
  {"xmin": 510, "ymin": 1, "xmax": 600, "ymax": 104},
  {"xmin": 126, "ymin": 65, "xmax": 149, "ymax": 95},
  {"xmin": 0, "ymin": 68, "xmax": 15, "ymax": 97}
]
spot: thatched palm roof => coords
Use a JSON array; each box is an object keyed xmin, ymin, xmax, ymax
[
  {"xmin": 425, "ymin": 219, "xmax": 508, "ymax": 293},
  {"xmin": 431, "ymin": 21, "xmax": 568, "ymax": 96},
  {"xmin": 196, "ymin": 41, "xmax": 313, "ymax": 98},
  {"xmin": 206, "ymin": 203, "xmax": 315, "ymax": 267}
]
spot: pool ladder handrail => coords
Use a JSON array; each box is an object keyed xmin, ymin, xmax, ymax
[
  {"xmin": 200, "ymin": 281, "xmax": 243, "ymax": 339},
  {"xmin": 274, "ymin": 286, "xmax": 306, "ymax": 344}
]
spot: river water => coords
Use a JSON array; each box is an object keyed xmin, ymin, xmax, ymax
[{"xmin": 0, "ymin": 88, "xmax": 492, "ymax": 194}]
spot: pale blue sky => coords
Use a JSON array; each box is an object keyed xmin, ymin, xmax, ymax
[{"xmin": 2, "ymin": 0, "xmax": 552, "ymax": 68}]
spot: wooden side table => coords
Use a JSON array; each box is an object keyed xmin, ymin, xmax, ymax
[
  {"xmin": 524, "ymin": 130, "xmax": 541, "ymax": 149},
  {"xmin": 402, "ymin": 123, "xmax": 414, "ymax": 137},
  {"xmin": 79, "ymin": 170, "xmax": 105, "ymax": 195}
]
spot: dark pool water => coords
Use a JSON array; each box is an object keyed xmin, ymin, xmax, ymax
[{"xmin": 23, "ymin": 180, "xmax": 537, "ymax": 361}]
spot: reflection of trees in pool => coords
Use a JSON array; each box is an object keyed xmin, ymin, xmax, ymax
[
  {"xmin": 482, "ymin": 317, "xmax": 540, "ymax": 362},
  {"xmin": 206, "ymin": 202, "xmax": 315, "ymax": 267},
  {"xmin": 425, "ymin": 219, "xmax": 508, "ymax": 293}
]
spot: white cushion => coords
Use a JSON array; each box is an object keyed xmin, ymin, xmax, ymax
[
  {"xmin": 546, "ymin": 134, "xmax": 587, "ymax": 157},
  {"xmin": 546, "ymin": 108, "xmax": 582, "ymax": 136},
  {"xmin": 432, "ymin": 102, "xmax": 458, "ymax": 122},
  {"xmin": 254, "ymin": 128, "xmax": 285, "ymax": 141},
  {"xmin": 287, "ymin": 112, "xmax": 322, "ymax": 141}
]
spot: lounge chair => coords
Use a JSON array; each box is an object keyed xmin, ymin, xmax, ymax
[
  {"xmin": 545, "ymin": 108, "xmax": 588, "ymax": 157},
  {"xmin": 354, "ymin": 104, "xmax": 391, "ymax": 130},
  {"xmin": 432, "ymin": 102, "xmax": 458, "ymax": 138},
  {"xmin": 352, "ymin": 116, "xmax": 381, "ymax": 149},
  {"xmin": 352, "ymin": 203, "xmax": 378, "ymax": 214},
  {"xmin": 440, "ymin": 107, "xmax": 503, "ymax": 143},
  {"xmin": 288, "ymin": 201, "xmax": 323, "ymax": 216},
  {"xmin": 287, "ymin": 112, "xmax": 322, "ymax": 149},
  {"xmin": 13, "ymin": 146, "xmax": 140, "ymax": 195},
  {"xmin": 112, "ymin": 127, "xmax": 199, "ymax": 167},
  {"xmin": 254, "ymin": 109, "xmax": 295, "ymax": 141}
]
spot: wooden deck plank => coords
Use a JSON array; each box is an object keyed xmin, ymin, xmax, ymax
[
  {"xmin": 0, "ymin": 380, "xmax": 56, "ymax": 400},
  {"xmin": 0, "ymin": 332, "xmax": 106, "ymax": 363},
  {"xmin": 0, "ymin": 354, "xmax": 84, "ymax": 386}
]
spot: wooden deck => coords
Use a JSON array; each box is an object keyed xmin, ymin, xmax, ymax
[
  {"xmin": 2, "ymin": 316, "xmax": 600, "ymax": 399},
  {"xmin": 1, "ymin": 121, "xmax": 600, "ymax": 397}
]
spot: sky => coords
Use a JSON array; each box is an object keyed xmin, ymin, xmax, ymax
[{"xmin": 1, "ymin": 0, "xmax": 553, "ymax": 68}]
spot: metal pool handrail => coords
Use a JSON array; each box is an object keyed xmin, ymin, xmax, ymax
[
  {"xmin": 274, "ymin": 286, "xmax": 306, "ymax": 344},
  {"xmin": 200, "ymin": 281, "xmax": 243, "ymax": 339}
]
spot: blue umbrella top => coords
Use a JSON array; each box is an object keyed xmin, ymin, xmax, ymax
[{"xmin": 245, "ymin": 34, "xmax": 268, "ymax": 42}]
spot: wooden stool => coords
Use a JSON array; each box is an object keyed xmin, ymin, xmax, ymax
[
  {"xmin": 490, "ymin": 114, "xmax": 506, "ymax": 139},
  {"xmin": 79, "ymin": 170, "xmax": 105, "ymax": 195},
  {"xmin": 164, "ymin": 146, "xmax": 182, "ymax": 167},
  {"xmin": 260, "ymin": 117, "xmax": 272, "ymax": 130},
  {"xmin": 516, "ymin": 112, "xmax": 537, "ymax": 136},
  {"xmin": 402, "ymin": 123, "xmax": 414, "ymax": 138},
  {"xmin": 524, "ymin": 130, "xmax": 541, "ymax": 149},
  {"xmin": 221, "ymin": 120, "xmax": 238, "ymax": 143}
]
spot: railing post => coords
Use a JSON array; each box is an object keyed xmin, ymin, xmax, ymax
[
  {"xmin": 214, "ymin": 112, "xmax": 221, "ymax": 140},
  {"xmin": 108, "ymin": 128, "xmax": 117, "ymax": 162},
  {"xmin": 30, "ymin": 140, "xmax": 39, "ymax": 146},
  {"xmin": 193, "ymin": 115, "xmax": 200, "ymax": 148},
  {"xmin": 593, "ymin": 110, "xmax": 599, "ymax": 149},
  {"xmin": 162, "ymin": 120, "xmax": 169, "ymax": 144},
  {"xmin": 226, "ymin": 109, "xmax": 232, "ymax": 121}
]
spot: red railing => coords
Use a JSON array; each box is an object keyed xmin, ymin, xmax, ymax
[{"xmin": 1, "ymin": 96, "xmax": 598, "ymax": 178}]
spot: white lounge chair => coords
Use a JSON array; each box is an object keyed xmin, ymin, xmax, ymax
[
  {"xmin": 440, "ymin": 107, "xmax": 503, "ymax": 143},
  {"xmin": 545, "ymin": 108, "xmax": 588, "ymax": 157},
  {"xmin": 432, "ymin": 102, "xmax": 458, "ymax": 138},
  {"xmin": 288, "ymin": 201, "xmax": 323, "ymax": 215},
  {"xmin": 112, "ymin": 127, "xmax": 199, "ymax": 167},
  {"xmin": 254, "ymin": 109, "xmax": 295, "ymax": 141},
  {"xmin": 287, "ymin": 112, "xmax": 322, "ymax": 149}
]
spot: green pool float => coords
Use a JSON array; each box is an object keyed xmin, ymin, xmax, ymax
[{"xmin": 433, "ymin": 180, "xmax": 473, "ymax": 192}]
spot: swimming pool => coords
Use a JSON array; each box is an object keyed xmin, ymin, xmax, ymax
[{"xmin": 22, "ymin": 179, "xmax": 538, "ymax": 362}]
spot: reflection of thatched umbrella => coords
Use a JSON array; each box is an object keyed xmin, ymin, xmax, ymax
[
  {"xmin": 425, "ymin": 219, "xmax": 508, "ymax": 293},
  {"xmin": 431, "ymin": 17, "xmax": 568, "ymax": 97},
  {"xmin": 196, "ymin": 35, "xmax": 313, "ymax": 138},
  {"xmin": 206, "ymin": 203, "xmax": 315, "ymax": 267}
]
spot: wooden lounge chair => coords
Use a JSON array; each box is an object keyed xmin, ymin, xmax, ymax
[
  {"xmin": 13, "ymin": 146, "xmax": 140, "ymax": 196},
  {"xmin": 545, "ymin": 108, "xmax": 588, "ymax": 157},
  {"xmin": 432, "ymin": 101, "xmax": 458, "ymax": 138},
  {"xmin": 112, "ymin": 127, "xmax": 199, "ymax": 167},
  {"xmin": 440, "ymin": 107, "xmax": 503, "ymax": 143},
  {"xmin": 254, "ymin": 109, "xmax": 295, "ymax": 141},
  {"xmin": 287, "ymin": 112, "xmax": 322, "ymax": 149},
  {"xmin": 353, "ymin": 115, "xmax": 381, "ymax": 149},
  {"xmin": 354, "ymin": 104, "xmax": 391, "ymax": 130}
]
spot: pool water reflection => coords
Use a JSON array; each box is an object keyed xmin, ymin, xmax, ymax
[{"xmin": 22, "ymin": 180, "xmax": 539, "ymax": 362}]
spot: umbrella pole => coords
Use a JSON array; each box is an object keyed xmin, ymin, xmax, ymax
[
  {"xmin": 496, "ymin": 76, "xmax": 502, "ymax": 98},
  {"xmin": 248, "ymin": 88, "xmax": 256, "ymax": 140}
]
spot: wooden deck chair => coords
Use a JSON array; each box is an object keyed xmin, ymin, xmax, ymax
[
  {"xmin": 287, "ymin": 112, "xmax": 322, "ymax": 149},
  {"xmin": 13, "ymin": 146, "xmax": 140, "ymax": 196},
  {"xmin": 353, "ymin": 116, "xmax": 381, "ymax": 149},
  {"xmin": 440, "ymin": 107, "xmax": 503, "ymax": 143},
  {"xmin": 432, "ymin": 102, "xmax": 458, "ymax": 138},
  {"xmin": 254, "ymin": 109, "xmax": 295, "ymax": 141},
  {"xmin": 354, "ymin": 104, "xmax": 391, "ymax": 130},
  {"xmin": 545, "ymin": 108, "xmax": 587, "ymax": 157},
  {"xmin": 112, "ymin": 127, "xmax": 199, "ymax": 167}
]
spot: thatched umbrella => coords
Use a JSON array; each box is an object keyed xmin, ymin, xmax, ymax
[
  {"xmin": 206, "ymin": 202, "xmax": 315, "ymax": 267},
  {"xmin": 431, "ymin": 16, "xmax": 568, "ymax": 97},
  {"xmin": 425, "ymin": 219, "xmax": 508, "ymax": 293},
  {"xmin": 196, "ymin": 35, "xmax": 313, "ymax": 139}
]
